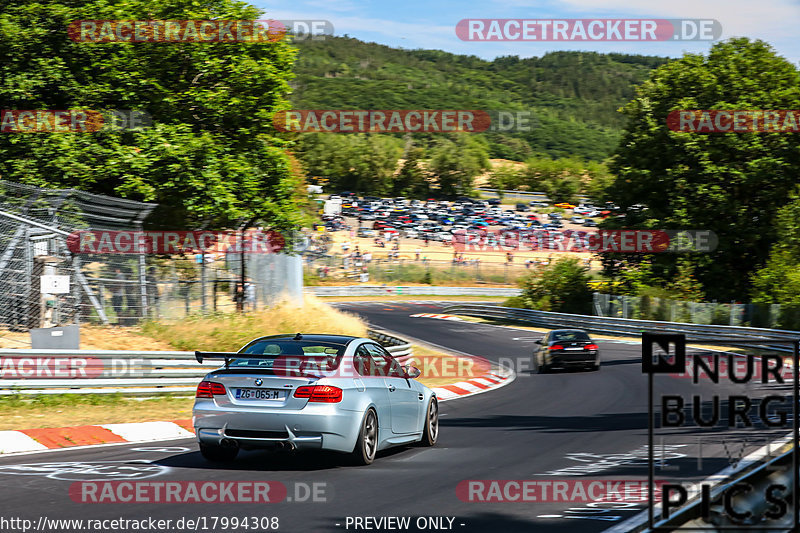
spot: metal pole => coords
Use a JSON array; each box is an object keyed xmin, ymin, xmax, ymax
[
  {"xmin": 200, "ymin": 252, "xmax": 207, "ymax": 314},
  {"xmin": 239, "ymin": 226, "xmax": 246, "ymax": 313},
  {"xmin": 138, "ymin": 247, "xmax": 148, "ymax": 320}
]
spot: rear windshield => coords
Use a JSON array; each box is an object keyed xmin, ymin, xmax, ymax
[
  {"xmin": 551, "ymin": 331, "xmax": 591, "ymax": 342},
  {"xmin": 228, "ymin": 340, "xmax": 346, "ymax": 372}
]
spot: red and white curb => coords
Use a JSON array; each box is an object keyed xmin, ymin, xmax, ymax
[
  {"xmin": 432, "ymin": 370, "xmax": 516, "ymax": 402},
  {"xmin": 432, "ymin": 366, "xmax": 514, "ymax": 401},
  {"xmin": 0, "ymin": 420, "xmax": 194, "ymax": 455},
  {"xmin": 410, "ymin": 313, "xmax": 463, "ymax": 321}
]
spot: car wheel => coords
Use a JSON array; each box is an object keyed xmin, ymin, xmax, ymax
[
  {"xmin": 351, "ymin": 408, "xmax": 378, "ymax": 465},
  {"xmin": 199, "ymin": 442, "xmax": 239, "ymax": 462},
  {"xmin": 589, "ymin": 361, "xmax": 600, "ymax": 371},
  {"xmin": 418, "ymin": 398, "xmax": 439, "ymax": 446}
]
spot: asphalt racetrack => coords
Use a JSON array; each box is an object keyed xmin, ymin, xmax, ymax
[{"xmin": 0, "ymin": 302, "xmax": 788, "ymax": 532}]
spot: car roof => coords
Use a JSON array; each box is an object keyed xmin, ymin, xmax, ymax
[
  {"xmin": 250, "ymin": 334, "xmax": 363, "ymax": 345},
  {"xmin": 548, "ymin": 329, "xmax": 589, "ymax": 334}
]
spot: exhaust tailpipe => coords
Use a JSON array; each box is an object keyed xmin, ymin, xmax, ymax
[{"xmin": 220, "ymin": 438, "xmax": 238, "ymax": 449}]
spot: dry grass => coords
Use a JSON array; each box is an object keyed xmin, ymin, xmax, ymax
[
  {"xmin": 141, "ymin": 294, "xmax": 368, "ymax": 351},
  {"xmin": 0, "ymin": 325, "xmax": 175, "ymax": 350}
]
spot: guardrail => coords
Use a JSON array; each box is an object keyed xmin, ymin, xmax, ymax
[
  {"xmin": 310, "ymin": 286, "xmax": 520, "ymax": 297},
  {"xmin": 0, "ymin": 330, "xmax": 413, "ymax": 395},
  {"xmin": 442, "ymin": 304, "xmax": 800, "ymax": 352}
]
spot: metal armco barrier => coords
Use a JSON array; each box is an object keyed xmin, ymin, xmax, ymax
[
  {"xmin": 0, "ymin": 329, "xmax": 413, "ymax": 395},
  {"xmin": 443, "ymin": 304, "xmax": 800, "ymax": 352},
  {"xmin": 310, "ymin": 286, "xmax": 520, "ymax": 297}
]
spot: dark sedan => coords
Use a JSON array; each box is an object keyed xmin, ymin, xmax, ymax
[{"xmin": 533, "ymin": 329, "xmax": 600, "ymax": 372}]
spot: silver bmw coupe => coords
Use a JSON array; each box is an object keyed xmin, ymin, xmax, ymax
[{"xmin": 193, "ymin": 334, "xmax": 438, "ymax": 465}]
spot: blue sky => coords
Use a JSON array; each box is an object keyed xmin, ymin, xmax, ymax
[{"xmin": 254, "ymin": 0, "xmax": 800, "ymax": 64}]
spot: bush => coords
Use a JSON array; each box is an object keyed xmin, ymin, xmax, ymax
[
  {"xmin": 519, "ymin": 257, "xmax": 592, "ymax": 314},
  {"xmin": 502, "ymin": 296, "xmax": 527, "ymax": 308}
]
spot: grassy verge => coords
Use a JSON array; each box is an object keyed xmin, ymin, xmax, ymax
[{"xmin": 0, "ymin": 394, "xmax": 193, "ymax": 431}]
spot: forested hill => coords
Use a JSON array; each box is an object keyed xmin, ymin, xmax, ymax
[{"xmin": 290, "ymin": 36, "xmax": 672, "ymax": 161}]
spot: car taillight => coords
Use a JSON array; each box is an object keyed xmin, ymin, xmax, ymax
[
  {"xmin": 293, "ymin": 385, "xmax": 343, "ymax": 403},
  {"xmin": 549, "ymin": 345, "xmax": 564, "ymax": 350},
  {"xmin": 196, "ymin": 381, "xmax": 226, "ymax": 398},
  {"xmin": 584, "ymin": 344, "xmax": 599, "ymax": 351}
]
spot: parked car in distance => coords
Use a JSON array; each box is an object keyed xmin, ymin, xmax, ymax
[
  {"xmin": 554, "ymin": 202, "xmax": 577, "ymax": 209},
  {"xmin": 583, "ymin": 219, "xmax": 598, "ymax": 227}
]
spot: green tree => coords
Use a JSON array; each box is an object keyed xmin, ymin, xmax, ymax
[
  {"xmin": 487, "ymin": 164, "xmax": 523, "ymax": 191},
  {"xmin": 393, "ymin": 140, "xmax": 428, "ymax": 197},
  {"xmin": 427, "ymin": 134, "xmax": 489, "ymax": 196},
  {"xmin": 296, "ymin": 133, "xmax": 402, "ymax": 195},
  {"xmin": 606, "ymin": 38, "xmax": 800, "ymax": 300},
  {"xmin": 519, "ymin": 257, "xmax": 592, "ymax": 313},
  {"xmin": 0, "ymin": 0, "xmax": 307, "ymax": 230},
  {"xmin": 665, "ymin": 259, "xmax": 705, "ymax": 301},
  {"xmin": 752, "ymin": 189, "xmax": 800, "ymax": 306}
]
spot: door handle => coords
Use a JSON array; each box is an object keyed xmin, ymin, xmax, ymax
[{"xmin": 388, "ymin": 384, "xmax": 396, "ymax": 392}]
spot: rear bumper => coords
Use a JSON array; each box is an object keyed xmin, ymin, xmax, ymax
[
  {"xmin": 193, "ymin": 402, "xmax": 361, "ymax": 453},
  {"xmin": 548, "ymin": 351, "xmax": 598, "ymax": 367},
  {"xmin": 196, "ymin": 427, "xmax": 324, "ymax": 450}
]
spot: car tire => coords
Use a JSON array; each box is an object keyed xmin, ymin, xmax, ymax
[
  {"xmin": 199, "ymin": 443, "xmax": 239, "ymax": 462},
  {"xmin": 588, "ymin": 361, "xmax": 600, "ymax": 371},
  {"xmin": 418, "ymin": 398, "xmax": 439, "ymax": 447},
  {"xmin": 351, "ymin": 408, "xmax": 378, "ymax": 466}
]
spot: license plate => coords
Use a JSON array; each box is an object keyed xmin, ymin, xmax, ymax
[
  {"xmin": 235, "ymin": 388, "xmax": 286, "ymax": 400},
  {"xmin": 564, "ymin": 347, "xmax": 584, "ymax": 351}
]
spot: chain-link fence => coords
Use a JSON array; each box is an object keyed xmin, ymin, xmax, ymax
[
  {"xmin": 593, "ymin": 292, "xmax": 781, "ymax": 328},
  {"xmin": 0, "ymin": 181, "xmax": 302, "ymax": 331}
]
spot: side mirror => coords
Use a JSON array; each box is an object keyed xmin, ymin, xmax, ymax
[
  {"xmin": 534, "ymin": 339, "xmax": 542, "ymax": 345},
  {"xmin": 403, "ymin": 365, "xmax": 421, "ymax": 379}
]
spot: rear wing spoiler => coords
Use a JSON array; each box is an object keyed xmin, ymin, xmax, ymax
[{"xmin": 195, "ymin": 351, "xmax": 243, "ymax": 368}]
